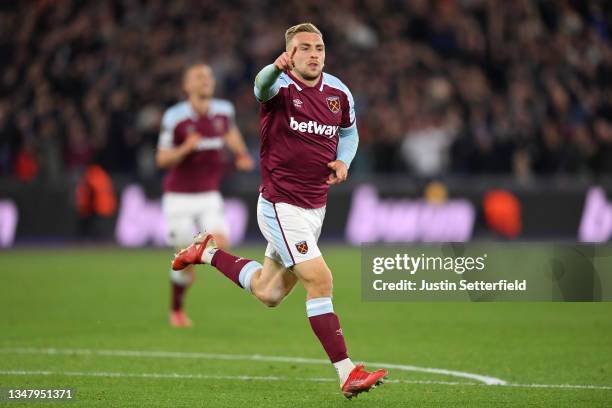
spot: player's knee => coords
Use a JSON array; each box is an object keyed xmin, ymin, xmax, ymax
[
  {"xmin": 254, "ymin": 286, "xmax": 285, "ymax": 308},
  {"xmin": 317, "ymin": 279, "xmax": 334, "ymax": 297},
  {"xmin": 258, "ymin": 293, "xmax": 283, "ymax": 308},
  {"xmin": 261, "ymin": 296, "xmax": 282, "ymax": 308},
  {"xmin": 307, "ymin": 273, "xmax": 333, "ymax": 298}
]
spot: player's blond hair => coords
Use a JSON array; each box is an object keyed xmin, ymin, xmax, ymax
[{"xmin": 285, "ymin": 23, "xmax": 323, "ymax": 50}]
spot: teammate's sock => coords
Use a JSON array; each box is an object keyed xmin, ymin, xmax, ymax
[
  {"xmin": 306, "ymin": 297, "xmax": 354, "ymax": 383},
  {"xmin": 210, "ymin": 250, "xmax": 261, "ymax": 292},
  {"xmin": 170, "ymin": 269, "xmax": 192, "ymax": 311}
]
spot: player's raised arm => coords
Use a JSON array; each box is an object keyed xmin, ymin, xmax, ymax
[{"xmin": 253, "ymin": 47, "xmax": 296, "ymax": 102}]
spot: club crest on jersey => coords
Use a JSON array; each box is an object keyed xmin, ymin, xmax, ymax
[
  {"xmin": 326, "ymin": 96, "xmax": 341, "ymax": 114},
  {"xmin": 295, "ymin": 241, "xmax": 308, "ymax": 254},
  {"xmin": 293, "ymin": 98, "xmax": 303, "ymax": 108}
]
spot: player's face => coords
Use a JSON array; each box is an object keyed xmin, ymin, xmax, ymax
[
  {"xmin": 184, "ymin": 65, "xmax": 215, "ymax": 99},
  {"xmin": 289, "ymin": 32, "xmax": 325, "ymax": 81}
]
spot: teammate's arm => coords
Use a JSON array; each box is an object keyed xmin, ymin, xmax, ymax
[
  {"xmin": 224, "ymin": 126, "xmax": 254, "ymax": 171},
  {"xmin": 254, "ymin": 48, "xmax": 296, "ymax": 102},
  {"xmin": 156, "ymin": 132, "xmax": 201, "ymax": 169}
]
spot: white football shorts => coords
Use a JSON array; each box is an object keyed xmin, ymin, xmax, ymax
[
  {"xmin": 257, "ymin": 194, "xmax": 325, "ymax": 268},
  {"xmin": 162, "ymin": 191, "xmax": 229, "ymax": 248}
]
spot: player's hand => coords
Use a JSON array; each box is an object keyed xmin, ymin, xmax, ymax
[
  {"xmin": 274, "ymin": 47, "xmax": 296, "ymax": 71},
  {"xmin": 235, "ymin": 152, "xmax": 255, "ymax": 171},
  {"xmin": 182, "ymin": 132, "xmax": 202, "ymax": 153},
  {"xmin": 326, "ymin": 160, "xmax": 348, "ymax": 185}
]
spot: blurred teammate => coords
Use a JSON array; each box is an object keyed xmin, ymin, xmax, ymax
[
  {"xmin": 172, "ymin": 23, "xmax": 386, "ymax": 398},
  {"xmin": 157, "ymin": 63, "xmax": 254, "ymax": 328}
]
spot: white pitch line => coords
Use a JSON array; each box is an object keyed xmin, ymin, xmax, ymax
[
  {"xmin": 504, "ymin": 383, "xmax": 612, "ymax": 391},
  {"xmin": 0, "ymin": 369, "xmax": 461, "ymax": 385},
  {"xmin": 0, "ymin": 370, "xmax": 611, "ymax": 391},
  {"xmin": 0, "ymin": 347, "xmax": 505, "ymax": 385}
]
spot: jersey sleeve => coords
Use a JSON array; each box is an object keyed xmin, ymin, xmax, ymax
[
  {"xmin": 157, "ymin": 110, "xmax": 175, "ymax": 149},
  {"xmin": 340, "ymin": 86, "xmax": 356, "ymax": 129},
  {"xmin": 253, "ymin": 64, "xmax": 284, "ymax": 103},
  {"xmin": 226, "ymin": 101, "xmax": 236, "ymax": 128}
]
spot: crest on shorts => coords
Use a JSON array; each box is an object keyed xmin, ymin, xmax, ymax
[
  {"xmin": 295, "ymin": 240, "xmax": 309, "ymax": 254},
  {"xmin": 326, "ymin": 96, "xmax": 341, "ymax": 114}
]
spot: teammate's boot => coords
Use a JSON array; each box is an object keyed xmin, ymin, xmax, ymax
[
  {"xmin": 169, "ymin": 310, "xmax": 193, "ymax": 328},
  {"xmin": 172, "ymin": 233, "xmax": 216, "ymax": 270},
  {"xmin": 341, "ymin": 364, "xmax": 387, "ymax": 399}
]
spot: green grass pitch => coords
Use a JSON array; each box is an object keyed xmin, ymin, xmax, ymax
[{"xmin": 1, "ymin": 246, "xmax": 611, "ymax": 407}]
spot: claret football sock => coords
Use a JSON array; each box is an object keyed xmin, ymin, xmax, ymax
[
  {"xmin": 306, "ymin": 297, "xmax": 355, "ymax": 383},
  {"xmin": 170, "ymin": 268, "xmax": 192, "ymax": 311},
  {"xmin": 210, "ymin": 250, "xmax": 261, "ymax": 292}
]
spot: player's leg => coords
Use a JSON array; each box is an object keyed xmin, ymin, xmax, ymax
[
  {"xmin": 294, "ymin": 255, "xmax": 386, "ymax": 398},
  {"xmin": 173, "ymin": 234, "xmax": 298, "ymax": 307},
  {"xmin": 169, "ymin": 264, "xmax": 195, "ymax": 327},
  {"xmin": 256, "ymin": 200, "xmax": 355, "ymax": 380},
  {"xmin": 198, "ymin": 191, "xmax": 230, "ymax": 251},
  {"xmin": 210, "ymin": 233, "xmax": 229, "ymax": 251},
  {"xmin": 284, "ymin": 205, "xmax": 386, "ymax": 398},
  {"xmin": 292, "ymin": 255, "xmax": 355, "ymax": 377},
  {"xmin": 163, "ymin": 193, "xmax": 198, "ymax": 328},
  {"xmin": 172, "ymin": 195, "xmax": 301, "ymax": 305},
  {"xmin": 250, "ymin": 253, "xmax": 299, "ymax": 307}
]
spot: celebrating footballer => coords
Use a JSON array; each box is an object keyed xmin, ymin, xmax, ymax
[{"xmin": 172, "ymin": 22, "xmax": 387, "ymax": 398}]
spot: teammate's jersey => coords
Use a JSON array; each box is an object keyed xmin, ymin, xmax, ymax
[
  {"xmin": 257, "ymin": 70, "xmax": 355, "ymax": 209},
  {"xmin": 158, "ymin": 99, "xmax": 234, "ymax": 193}
]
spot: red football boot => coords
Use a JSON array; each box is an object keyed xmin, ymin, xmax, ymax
[
  {"xmin": 171, "ymin": 233, "xmax": 215, "ymax": 271},
  {"xmin": 169, "ymin": 310, "xmax": 193, "ymax": 328},
  {"xmin": 341, "ymin": 364, "xmax": 387, "ymax": 399}
]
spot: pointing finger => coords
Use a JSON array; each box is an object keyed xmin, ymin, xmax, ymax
[
  {"xmin": 282, "ymin": 54, "xmax": 292, "ymax": 70},
  {"xmin": 290, "ymin": 46, "xmax": 297, "ymax": 68}
]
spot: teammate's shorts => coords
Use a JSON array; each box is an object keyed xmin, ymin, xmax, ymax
[
  {"xmin": 257, "ymin": 194, "xmax": 325, "ymax": 268},
  {"xmin": 162, "ymin": 191, "xmax": 229, "ymax": 248}
]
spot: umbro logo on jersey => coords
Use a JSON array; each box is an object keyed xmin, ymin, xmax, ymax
[
  {"xmin": 293, "ymin": 98, "xmax": 303, "ymax": 108},
  {"xmin": 289, "ymin": 117, "xmax": 339, "ymax": 138}
]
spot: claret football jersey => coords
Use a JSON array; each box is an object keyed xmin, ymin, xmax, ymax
[
  {"xmin": 257, "ymin": 70, "xmax": 355, "ymax": 209},
  {"xmin": 158, "ymin": 99, "xmax": 234, "ymax": 193}
]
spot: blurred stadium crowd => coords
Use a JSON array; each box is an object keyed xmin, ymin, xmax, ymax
[{"xmin": 0, "ymin": 0, "xmax": 610, "ymax": 183}]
